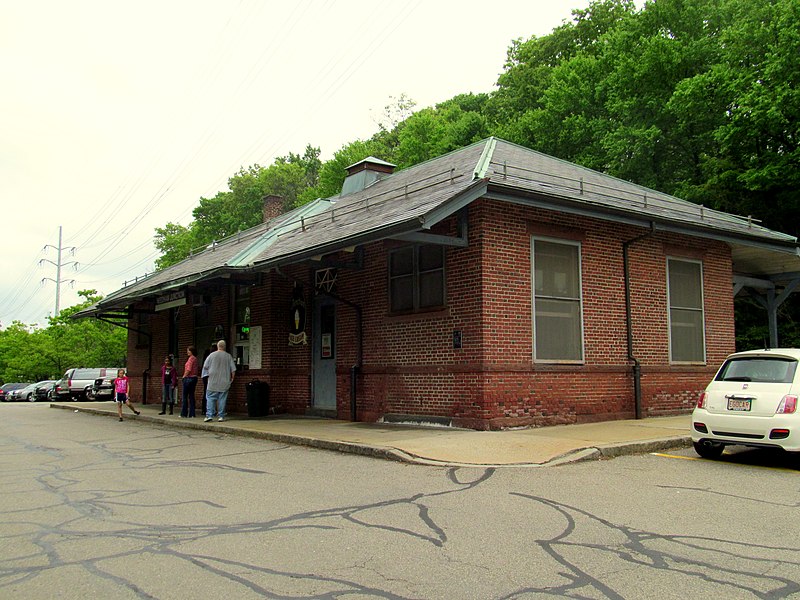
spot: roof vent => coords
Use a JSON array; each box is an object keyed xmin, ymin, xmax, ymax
[{"xmin": 340, "ymin": 156, "xmax": 396, "ymax": 197}]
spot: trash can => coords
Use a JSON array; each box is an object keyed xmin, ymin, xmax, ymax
[{"xmin": 246, "ymin": 380, "xmax": 270, "ymax": 417}]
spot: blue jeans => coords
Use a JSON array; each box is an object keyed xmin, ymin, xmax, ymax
[
  {"xmin": 162, "ymin": 384, "xmax": 174, "ymax": 405},
  {"xmin": 206, "ymin": 390, "xmax": 229, "ymax": 420},
  {"xmin": 181, "ymin": 377, "xmax": 197, "ymax": 417}
]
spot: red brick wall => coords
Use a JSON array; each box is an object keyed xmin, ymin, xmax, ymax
[
  {"xmin": 339, "ymin": 199, "xmax": 734, "ymax": 428},
  {"xmin": 124, "ymin": 196, "xmax": 735, "ymax": 429}
]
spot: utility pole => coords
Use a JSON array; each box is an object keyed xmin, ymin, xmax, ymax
[{"xmin": 40, "ymin": 225, "xmax": 78, "ymax": 316}]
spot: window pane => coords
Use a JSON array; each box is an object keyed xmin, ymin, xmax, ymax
[
  {"xmin": 391, "ymin": 276, "xmax": 413, "ymax": 312},
  {"xmin": 419, "ymin": 271, "xmax": 444, "ymax": 308},
  {"xmin": 390, "ymin": 248, "xmax": 413, "ymax": 276},
  {"xmin": 534, "ymin": 241, "xmax": 579, "ymax": 298},
  {"xmin": 717, "ymin": 357, "xmax": 798, "ymax": 383},
  {"xmin": 670, "ymin": 308, "xmax": 704, "ymax": 362},
  {"xmin": 535, "ymin": 298, "xmax": 582, "ymax": 360},
  {"xmin": 419, "ymin": 245, "xmax": 443, "ymax": 272},
  {"xmin": 668, "ymin": 260, "xmax": 702, "ymax": 308}
]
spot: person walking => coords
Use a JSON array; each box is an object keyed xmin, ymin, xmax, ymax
[
  {"xmin": 114, "ymin": 369, "xmax": 140, "ymax": 421},
  {"xmin": 180, "ymin": 346, "xmax": 199, "ymax": 418},
  {"xmin": 202, "ymin": 340, "xmax": 236, "ymax": 422},
  {"xmin": 160, "ymin": 356, "xmax": 178, "ymax": 415}
]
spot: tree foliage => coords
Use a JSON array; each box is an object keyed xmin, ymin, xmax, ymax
[
  {"xmin": 0, "ymin": 290, "xmax": 127, "ymax": 384},
  {"xmin": 150, "ymin": 0, "xmax": 800, "ymax": 345}
]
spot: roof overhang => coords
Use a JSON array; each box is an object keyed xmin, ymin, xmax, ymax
[{"xmin": 251, "ymin": 179, "xmax": 489, "ymax": 270}]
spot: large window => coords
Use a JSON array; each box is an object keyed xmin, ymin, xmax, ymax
[
  {"xmin": 389, "ymin": 245, "xmax": 445, "ymax": 313},
  {"xmin": 532, "ymin": 238, "xmax": 583, "ymax": 361},
  {"xmin": 667, "ymin": 258, "xmax": 705, "ymax": 363}
]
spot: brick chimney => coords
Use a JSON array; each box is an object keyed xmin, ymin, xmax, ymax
[{"xmin": 262, "ymin": 195, "xmax": 284, "ymax": 222}]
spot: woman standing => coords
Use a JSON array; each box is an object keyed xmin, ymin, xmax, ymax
[
  {"xmin": 180, "ymin": 346, "xmax": 199, "ymax": 418},
  {"xmin": 160, "ymin": 356, "xmax": 178, "ymax": 415}
]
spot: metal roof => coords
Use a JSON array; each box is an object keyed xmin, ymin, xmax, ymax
[{"xmin": 88, "ymin": 137, "xmax": 800, "ymax": 313}]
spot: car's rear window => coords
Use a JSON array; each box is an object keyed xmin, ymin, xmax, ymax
[{"xmin": 715, "ymin": 357, "xmax": 798, "ymax": 383}]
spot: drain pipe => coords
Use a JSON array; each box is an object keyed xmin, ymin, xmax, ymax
[{"xmin": 623, "ymin": 224, "xmax": 655, "ymax": 419}]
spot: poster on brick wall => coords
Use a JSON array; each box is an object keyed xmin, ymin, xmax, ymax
[{"xmin": 249, "ymin": 326, "xmax": 262, "ymax": 369}]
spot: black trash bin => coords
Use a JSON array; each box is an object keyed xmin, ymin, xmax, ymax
[{"xmin": 246, "ymin": 380, "xmax": 270, "ymax": 417}]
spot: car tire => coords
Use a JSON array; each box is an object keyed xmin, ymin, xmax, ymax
[
  {"xmin": 28, "ymin": 393, "xmax": 36, "ymax": 402},
  {"xmin": 693, "ymin": 440, "xmax": 725, "ymax": 459}
]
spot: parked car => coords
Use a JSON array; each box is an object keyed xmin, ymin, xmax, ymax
[
  {"xmin": 31, "ymin": 380, "xmax": 57, "ymax": 402},
  {"xmin": 17, "ymin": 383, "xmax": 40, "ymax": 402},
  {"xmin": 62, "ymin": 368, "xmax": 122, "ymax": 400},
  {"xmin": 91, "ymin": 374, "xmax": 118, "ymax": 401},
  {"xmin": 1, "ymin": 382, "xmax": 28, "ymax": 402},
  {"xmin": 6, "ymin": 383, "xmax": 33, "ymax": 401},
  {"xmin": 51, "ymin": 378, "xmax": 72, "ymax": 401},
  {"xmin": 692, "ymin": 348, "xmax": 800, "ymax": 458}
]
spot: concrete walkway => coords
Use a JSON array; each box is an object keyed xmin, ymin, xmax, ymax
[{"xmin": 50, "ymin": 402, "xmax": 692, "ymax": 467}]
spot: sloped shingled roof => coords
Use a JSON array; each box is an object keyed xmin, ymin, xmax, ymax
[{"xmin": 87, "ymin": 137, "xmax": 799, "ymax": 314}]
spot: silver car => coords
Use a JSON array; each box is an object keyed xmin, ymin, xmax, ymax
[{"xmin": 692, "ymin": 348, "xmax": 800, "ymax": 458}]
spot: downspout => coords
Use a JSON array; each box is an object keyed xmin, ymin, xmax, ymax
[
  {"xmin": 623, "ymin": 224, "xmax": 655, "ymax": 420},
  {"xmin": 96, "ymin": 315, "xmax": 153, "ymax": 404}
]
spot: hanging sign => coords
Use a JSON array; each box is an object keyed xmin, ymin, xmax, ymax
[
  {"xmin": 155, "ymin": 290, "xmax": 186, "ymax": 311},
  {"xmin": 288, "ymin": 285, "xmax": 308, "ymax": 346}
]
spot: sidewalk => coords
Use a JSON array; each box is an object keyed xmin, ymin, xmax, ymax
[{"xmin": 50, "ymin": 402, "xmax": 692, "ymax": 467}]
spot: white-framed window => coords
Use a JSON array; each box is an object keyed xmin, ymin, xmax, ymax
[
  {"xmin": 667, "ymin": 257, "xmax": 705, "ymax": 363},
  {"xmin": 531, "ymin": 237, "xmax": 584, "ymax": 362},
  {"xmin": 389, "ymin": 245, "xmax": 445, "ymax": 313}
]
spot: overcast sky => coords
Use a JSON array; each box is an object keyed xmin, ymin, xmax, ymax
[{"xmin": 1, "ymin": 0, "xmax": 591, "ymax": 327}]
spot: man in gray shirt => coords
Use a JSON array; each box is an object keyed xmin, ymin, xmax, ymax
[{"xmin": 201, "ymin": 340, "xmax": 236, "ymax": 422}]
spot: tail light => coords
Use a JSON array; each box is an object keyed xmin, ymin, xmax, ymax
[
  {"xmin": 776, "ymin": 395, "xmax": 797, "ymax": 414},
  {"xmin": 697, "ymin": 391, "xmax": 708, "ymax": 409}
]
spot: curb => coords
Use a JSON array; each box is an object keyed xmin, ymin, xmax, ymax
[
  {"xmin": 51, "ymin": 404, "xmax": 413, "ymax": 463},
  {"xmin": 596, "ymin": 436, "xmax": 693, "ymax": 458},
  {"xmin": 50, "ymin": 404, "xmax": 693, "ymax": 467}
]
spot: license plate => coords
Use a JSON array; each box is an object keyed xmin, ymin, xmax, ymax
[{"xmin": 727, "ymin": 398, "xmax": 752, "ymax": 411}]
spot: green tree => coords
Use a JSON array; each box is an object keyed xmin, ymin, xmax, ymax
[
  {"xmin": 154, "ymin": 223, "xmax": 201, "ymax": 271},
  {"xmin": 394, "ymin": 94, "xmax": 490, "ymax": 167},
  {"xmin": 698, "ymin": 0, "xmax": 800, "ymax": 235},
  {"xmin": 0, "ymin": 291, "xmax": 126, "ymax": 383}
]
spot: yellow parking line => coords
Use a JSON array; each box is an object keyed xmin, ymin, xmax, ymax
[{"xmin": 651, "ymin": 453, "xmax": 700, "ymax": 461}]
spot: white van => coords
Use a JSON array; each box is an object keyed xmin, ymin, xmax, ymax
[{"xmin": 63, "ymin": 367, "xmax": 122, "ymax": 400}]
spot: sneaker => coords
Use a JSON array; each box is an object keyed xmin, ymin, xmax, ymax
[
  {"xmin": 134, "ymin": 410, "xmax": 140, "ymax": 416},
  {"xmin": 218, "ymin": 417, "xmax": 225, "ymax": 422},
  {"xmin": 118, "ymin": 418, "xmax": 123, "ymax": 422},
  {"xmin": 204, "ymin": 417, "xmax": 212, "ymax": 422}
]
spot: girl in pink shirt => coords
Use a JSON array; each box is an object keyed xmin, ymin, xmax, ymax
[{"xmin": 114, "ymin": 369, "xmax": 140, "ymax": 421}]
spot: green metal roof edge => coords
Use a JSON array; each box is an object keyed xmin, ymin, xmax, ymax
[
  {"xmin": 228, "ymin": 198, "xmax": 332, "ymax": 267},
  {"xmin": 473, "ymin": 137, "xmax": 497, "ymax": 179}
]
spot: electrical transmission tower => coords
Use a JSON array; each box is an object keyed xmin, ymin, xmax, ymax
[{"xmin": 40, "ymin": 225, "xmax": 78, "ymax": 316}]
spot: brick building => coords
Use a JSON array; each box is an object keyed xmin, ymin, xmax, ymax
[{"xmin": 80, "ymin": 138, "xmax": 800, "ymax": 429}]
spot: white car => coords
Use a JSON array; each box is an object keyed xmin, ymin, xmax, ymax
[{"xmin": 692, "ymin": 348, "xmax": 800, "ymax": 458}]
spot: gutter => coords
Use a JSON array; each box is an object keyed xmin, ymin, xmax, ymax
[{"xmin": 623, "ymin": 223, "xmax": 655, "ymax": 419}]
